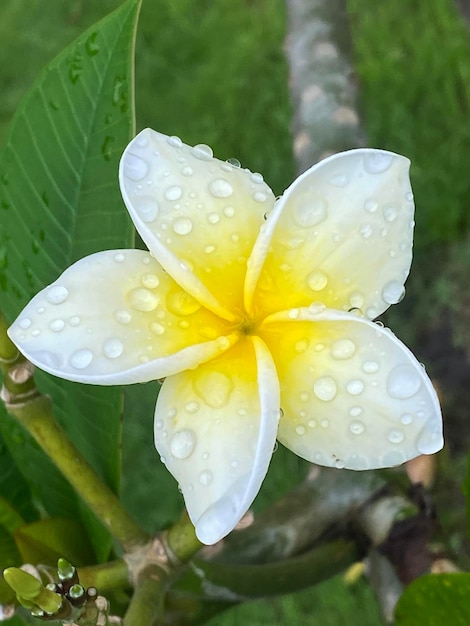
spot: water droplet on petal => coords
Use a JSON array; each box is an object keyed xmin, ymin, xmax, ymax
[
  {"xmin": 46, "ymin": 285, "xmax": 68, "ymax": 304},
  {"xmin": 295, "ymin": 425, "xmax": 306, "ymax": 435},
  {"xmin": 155, "ymin": 419, "xmax": 164, "ymax": 430},
  {"xmin": 141, "ymin": 273, "xmax": 160, "ymax": 289},
  {"xmin": 129, "ymin": 287, "xmax": 159, "ymax": 312},
  {"xmin": 173, "ymin": 218, "xmax": 193, "ymax": 235},
  {"xmin": 181, "ymin": 166, "xmax": 193, "ymax": 176},
  {"xmin": 349, "ymin": 292, "xmax": 364, "ymax": 309},
  {"xmin": 295, "ymin": 339, "xmax": 309, "ymax": 353},
  {"xmin": 70, "ymin": 349, "xmax": 93, "ymax": 369},
  {"xmin": 335, "ymin": 459, "xmax": 346, "ymax": 469},
  {"xmin": 349, "ymin": 406, "xmax": 363, "ymax": 417},
  {"xmin": 288, "ymin": 308, "xmax": 300, "ymax": 319},
  {"xmin": 170, "ymin": 429, "xmax": 197, "ymax": 459},
  {"xmin": 223, "ymin": 206, "xmax": 235, "ymax": 218},
  {"xmin": 330, "ymin": 174, "xmax": 348, "ymax": 187},
  {"xmin": 349, "ymin": 420, "xmax": 365, "ymax": 435},
  {"xmin": 293, "ymin": 196, "xmax": 327, "ymax": 227},
  {"xmin": 19, "ymin": 318, "xmax": 32, "ymax": 329},
  {"xmin": 204, "ymin": 245, "xmax": 216, "ymax": 254},
  {"xmin": 167, "ymin": 135, "xmax": 183, "ymax": 148},
  {"xmin": 150, "ymin": 322, "xmax": 165, "ymax": 335},
  {"xmin": 209, "ymin": 178, "xmax": 233, "ymax": 198},
  {"xmin": 364, "ymin": 152, "xmax": 393, "ymax": 174},
  {"xmin": 388, "ymin": 428, "xmax": 404, "ymax": 444},
  {"xmin": 382, "ymin": 281, "xmax": 405, "ymax": 305},
  {"xmin": 253, "ymin": 191, "xmax": 267, "ymax": 203},
  {"xmin": 115, "ymin": 309, "xmax": 131, "ymax": 324},
  {"xmin": 136, "ymin": 197, "xmax": 159, "ymax": 223},
  {"xmin": 185, "ymin": 401, "xmax": 199, "ymax": 414},
  {"xmin": 199, "ymin": 469, "xmax": 213, "ymax": 485},
  {"xmin": 364, "ymin": 199, "xmax": 378, "ymax": 213},
  {"xmin": 331, "ymin": 339, "xmax": 356, "ymax": 359},
  {"xmin": 307, "ymin": 270, "xmax": 328, "ymax": 291},
  {"xmin": 401, "ymin": 413, "xmax": 413, "ymax": 425},
  {"xmin": 362, "ymin": 360, "xmax": 379, "ymax": 374},
  {"xmin": 387, "ymin": 364, "xmax": 421, "ymax": 399},
  {"xmin": 313, "ymin": 376, "xmax": 337, "ymax": 401},
  {"xmin": 194, "ymin": 370, "xmax": 233, "ymax": 408},
  {"xmin": 166, "ymin": 290, "xmax": 201, "ymax": 316},
  {"xmin": 103, "ymin": 337, "xmax": 123, "ymax": 359},
  {"xmin": 114, "ymin": 253, "xmax": 125, "ymax": 263},
  {"xmin": 123, "ymin": 154, "xmax": 149, "ymax": 181},
  {"xmin": 49, "ymin": 319, "xmax": 65, "ymax": 332},
  {"xmin": 207, "ymin": 212, "xmax": 220, "ymax": 224},
  {"xmin": 165, "ymin": 185, "xmax": 183, "ymax": 201},
  {"xmin": 227, "ymin": 157, "xmax": 241, "ymax": 168},
  {"xmin": 360, "ymin": 223, "xmax": 373, "ymax": 239},
  {"xmin": 346, "ymin": 379, "xmax": 364, "ymax": 395},
  {"xmin": 192, "ymin": 144, "xmax": 213, "ymax": 160},
  {"xmin": 383, "ymin": 206, "xmax": 397, "ymax": 222}
]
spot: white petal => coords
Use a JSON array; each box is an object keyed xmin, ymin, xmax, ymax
[
  {"xmin": 260, "ymin": 307, "xmax": 442, "ymax": 469},
  {"xmin": 120, "ymin": 129, "xmax": 275, "ymax": 319},
  {"xmin": 245, "ymin": 149, "xmax": 414, "ymax": 319},
  {"xmin": 154, "ymin": 336, "xmax": 280, "ymax": 544},
  {"xmin": 7, "ymin": 250, "xmax": 236, "ymax": 384}
]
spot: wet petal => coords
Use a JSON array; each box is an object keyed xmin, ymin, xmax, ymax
[
  {"xmin": 120, "ymin": 129, "xmax": 275, "ymax": 319},
  {"xmin": 8, "ymin": 250, "xmax": 236, "ymax": 384},
  {"xmin": 154, "ymin": 336, "xmax": 280, "ymax": 544},
  {"xmin": 246, "ymin": 149, "xmax": 414, "ymax": 319},
  {"xmin": 260, "ymin": 307, "xmax": 442, "ymax": 470}
]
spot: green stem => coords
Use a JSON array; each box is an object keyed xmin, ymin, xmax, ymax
[
  {"xmin": 166, "ymin": 510, "xmax": 202, "ymax": 563},
  {"xmin": 78, "ymin": 559, "xmax": 130, "ymax": 593},
  {"xmin": 9, "ymin": 394, "xmax": 148, "ymax": 550},
  {"xmin": 123, "ymin": 565, "xmax": 165, "ymax": 626}
]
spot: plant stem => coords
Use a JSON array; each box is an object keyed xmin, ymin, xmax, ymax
[
  {"xmin": 123, "ymin": 564, "xmax": 165, "ymax": 626},
  {"xmin": 78, "ymin": 560, "xmax": 130, "ymax": 593},
  {"xmin": 166, "ymin": 510, "xmax": 202, "ymax": 563}
]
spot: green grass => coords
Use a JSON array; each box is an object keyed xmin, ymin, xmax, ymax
[{"xmin": 2, "ymin": 0, "xmax": 470, "ymax": 623}]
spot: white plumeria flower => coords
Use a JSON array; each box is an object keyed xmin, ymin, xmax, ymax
[{"xmin": 8, "ymin": 129, "xmax": 443, "ymax": 544}]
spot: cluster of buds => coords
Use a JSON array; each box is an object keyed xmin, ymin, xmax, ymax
[{"xmin": 3, "ymin": 558, "xmax": 112, "ymax": 624}]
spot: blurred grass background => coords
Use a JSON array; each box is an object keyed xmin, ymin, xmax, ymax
[{"xmin": 1, "ymin": 0, "xmax": 470, "ymax": 623}]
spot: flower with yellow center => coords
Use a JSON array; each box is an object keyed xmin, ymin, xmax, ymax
[{"xmin": 8, "ymin": 129, "xmax": 443, "ymax": 544}]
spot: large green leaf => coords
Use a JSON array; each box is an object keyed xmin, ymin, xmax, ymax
[
  {"xmin": 395, "ymin": 573, "xmax": 470, "ymax": 625},
  {"xmin": 0, "ymin": 0, "xmax": 141, "ymax": 555}
]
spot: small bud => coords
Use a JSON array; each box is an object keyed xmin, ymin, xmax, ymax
[
  {"xmin": 57, "ymin": 558, "xmax": 75, "ymax": 581},
  {"xmin": 3, "ymin": 567, "xmax": 62, "ymax": 614},
  {"xmin": 68, "ymin": 584, "xmax": 85, "ymax": 600}
]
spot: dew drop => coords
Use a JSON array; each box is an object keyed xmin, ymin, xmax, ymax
[
  {"xmin": 349, "ymin": 406, "xmax": 363, "ymax": 417},
  {"xmin": 70, "ymin": 349, "xmax": 93, "ymax": 369},
  {"xmin": 49, "ymin": 319, "xmax": 65, "ymax": 332},
  {"xmin": 364, "ymin": 152, "xmax": 393, "ymax": 174},
  {"xmin": 313, "ymin": 376, "xmax": 337, "ymax": 401},
  {"xmin": 181, "ymin": 166, "xmax": 194, "ymax": 176},
  {"xmin": 227, "ymin": 157, "xmax": 241, "ymax": 168},
  {"xmin": 295, "ymin": 339, "xmax": 309, "ymax": 353},
  {"xmin": 364, "ymin": 199, "xmax": 378, "ymax": 213},
  {"xmin": 383, "ymin": 206, "xmax": 397, "ymax": 222},
  {"xmin": 192, "ymin": 144, "xmax": 213, "ymax": 161},
  {"xmin": 209, "ymin": 178, "xmax": 233, "ymax": 198},
  {"xmin": 300, "ymin": 391, "xmax": 310, "ymax": 402},
  {"xmin": 136, "ymin": 197, "xmax": 159, "ymax": 223},
  {"xmin": 19, "ymin": 318, "xmax": 32, "ymax": 329},
  {"xmin": 155, "ymin": 419, "xmax": 164, "ymax": 430},
  {"xmin": 331, "ymin": 339, "xmax": 356, "ymax": 360},
  {"xmin": 335, "ymin": 459, "xmax": 346, "ymax": 469},
  {"xmin": 401, "ymin": 413, "xmax": 413, "ymax": 425},
  {"xmin": 360, "ymin": 223, "xmax": 373, "ymax": 239},
  {"xmin": 346, "ymin": 379, "xmax": 364, "ymax": 395},
  {"xmin": 288, "ymin": 308, "xmax": 300, "ymax": 319},
  {"xmin": 330, "ymin": 174, "xmax": 348, "ymax": 187},
  {"xmin": 129, "ymin": 287, "xmax": 159, "ymax": 312},
  {"xmin": 199, "ymin": 469, "xmax": 213, "ymax": 486},
  {"xmin": 31, "ymin": 329, "xmax": 41, "ymax": 337},
  {"xmin": 114, "ymin": 253, "xmax": 125, "ymax": 263},
  {"xmin": 308, "ymin": 419, "xmax": 317, "ymax": 428},
  {"xmin": 115, "ymin": 309, "xmax": 131, "ymax": 324},
  {"xmin": 103, "ymin": 337, "xmax": 123, "ymax": 359},
  {"xmin": 172, "ymin": 218, "xmax": 193, "ymax": 235},
  {"xmin": 166, "ymin": 290, "xmax": 201, "ymax": 315},
  {"xmin": 307, "ymin": 270, "xmax": 328, "ymax": 291},
  {"xmin": 149, "ymin": 322, "xmax": 164, "ymax": 336},
  {"xmin": 416, "ymin": 426, "xmax": 442, "ymax": 454},
  {"xmin": 194, "ymin": 370, "xmax": 233, "ymax": 408},
  {"xmin": 167, "ymin": 135, "xmax": 183, "ymax": 148},
  {"xmin": 141, "ymin": 273, "xmax": 160, "ymax": 289},
  {"xmin": 349, "ymin": 420, "xmax": 365, "ymax": 435},
  {"xmin": 165, "ymin": 185, "xmax": 183, "ymax": 201},
  {"xmin": 387, "ymin": 364, "xmax": 421, "ymax": 399},
  {"xmin": 207, "ymin": 212, "xmax": 220, "ymax": 224},
  {"xmin": 382, "ymin": 280, "xmax": 405, "ymax": 305},
  {"xmin": 349, "ymin": 292, "xmax": 364, "ymax": 309},
  {"xmin": 362, "ymin": 360, "xmax": 379, "ymax": 374},
  {"xmin": 223, "ymin": 206, "xmax": 235, "ymax": 218},
  {"xmin": 295, "ymin": 425, "xmax": 306, "ymax": 436},
  {"xmin": 184, "ymin": 402, "xmax": 199, "ymax": 414},
  {"xmin": 170, "ymin": 429, "xmax": 197, "ymax": 460},
  {"xmin": 46, "ymin": 285, "xmax": 69, "ymax": 304},
  {"xmin": 123, "ymin": 154, "xmax": 149, "ymax": 181},
  {"xmin": 253, "ymin": 191, "xmax": 267, "ymax": 203},
  {"xmin": 293, "ymin": 196, "xmax": 327, "ymax": 227},
  {"xmin": 388, "ymin": 428, "xmax": 404, "ymax": 444}
]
